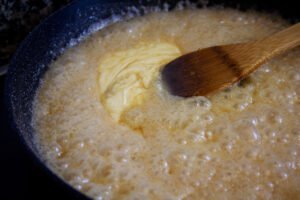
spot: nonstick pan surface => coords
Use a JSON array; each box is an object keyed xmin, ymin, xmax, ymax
[{"xmin": 5, "ymin": 0, "xmax": 299, "ymax": 199}]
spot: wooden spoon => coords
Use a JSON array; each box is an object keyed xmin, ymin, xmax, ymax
[{"xmin": 162, "ymin": 23, "xmax": 300, "ymax": 97}]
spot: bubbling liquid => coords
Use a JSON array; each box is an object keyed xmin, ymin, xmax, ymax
[{"xmin": 33, "ymin": 8, "xmax": 300, "ymax": 200}]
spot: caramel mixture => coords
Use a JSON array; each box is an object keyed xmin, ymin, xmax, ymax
[{"xmin": 33, "ymin": 8, "xmax": 300, "ymax": 200}]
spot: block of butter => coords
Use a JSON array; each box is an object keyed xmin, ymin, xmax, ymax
[{"xmin": 98, "ymin": 43, "xmax": 181, "ymax": 121}]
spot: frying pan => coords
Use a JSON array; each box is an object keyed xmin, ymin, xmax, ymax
[{"xmin": 4, "ymin": 0, "xmax": 299, "ymax": 199}]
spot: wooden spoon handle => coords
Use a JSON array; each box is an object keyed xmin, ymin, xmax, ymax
[
  {"xmin": 256, "ymin": 23, "xmax": 300, "ymax": 57},
  {"xmin": 228, "ymin": 23, "xmax": 300, "ymax": 75}
]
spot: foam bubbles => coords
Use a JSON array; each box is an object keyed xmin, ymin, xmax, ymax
[{"xmin": 33, "ymin": 6, "xmax": 300, "ymax": 200}]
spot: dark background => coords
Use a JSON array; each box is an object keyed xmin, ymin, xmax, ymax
[
  {"xmin": 0, "ymin": 0, "xmax": 74, "ymax": 199},
  {"xmin": 0, "ymin": 0, "xmax": 71, "ymax": 66}
]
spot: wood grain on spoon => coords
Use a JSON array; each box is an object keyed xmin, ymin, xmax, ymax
[{"xmin": 162, "ymin": 23, "xmax": 300, "ymax": 97}]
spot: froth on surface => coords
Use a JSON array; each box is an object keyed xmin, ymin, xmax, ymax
[{"xmin": 33, "ymin": 8, "xmax": 300, "ymax": 200}]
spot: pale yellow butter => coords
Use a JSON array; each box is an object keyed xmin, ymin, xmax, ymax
[{"xmin": 98, "ymin": 43, "xmax": 181, "ymax": 121}]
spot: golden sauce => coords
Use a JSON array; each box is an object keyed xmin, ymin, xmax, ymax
[{"xmin": 33, "ymin": 8, "xmax": 300, "ymax": 200}]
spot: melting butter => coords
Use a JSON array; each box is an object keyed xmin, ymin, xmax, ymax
[{"xmin": 98, "ymin": 43, "xmax": 181, "ymax": 121}]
